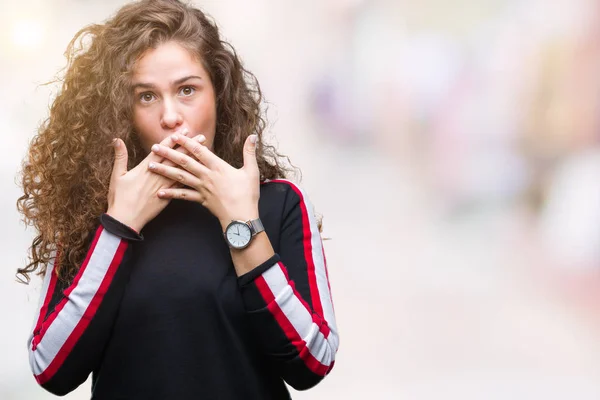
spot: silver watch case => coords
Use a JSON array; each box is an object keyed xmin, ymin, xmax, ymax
[{"xmin": 224, "ymin": 218, "xmax": 264, "ymax": 249}]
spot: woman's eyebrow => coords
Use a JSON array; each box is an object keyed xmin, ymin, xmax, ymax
[
  {"xmin": 132, "ymin": 75, "xmax": 203, "ymax": 90},
  {"xmin": 173, "ymin": 75, "xmax": 202, "ymax": 85}
]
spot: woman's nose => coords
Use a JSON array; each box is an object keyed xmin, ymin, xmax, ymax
[{"xmin": 160, "ymin": 99, "xmax": 183, "ymax": 129}]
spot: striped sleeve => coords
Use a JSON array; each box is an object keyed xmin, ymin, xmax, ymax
[
  {"xmin": 27, "ymin": 215, "xmax": 141, "ymax": 396},
  {"xmin": 239, "ymin": 180, "xmax": 339, "ymax": 390}
]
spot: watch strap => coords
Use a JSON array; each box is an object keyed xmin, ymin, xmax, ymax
[{"xmin": 248, "ymin": 218, "xmax": 264, "ymax": 236}]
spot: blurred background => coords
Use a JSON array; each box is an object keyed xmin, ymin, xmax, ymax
[{"xmin": 2, "ymin": 0, "xmax": 600, "ymax": 398}]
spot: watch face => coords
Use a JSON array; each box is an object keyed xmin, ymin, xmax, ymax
[{"xmin": 226, "ymin": 222, "xmax": 252, "ymax": 249}]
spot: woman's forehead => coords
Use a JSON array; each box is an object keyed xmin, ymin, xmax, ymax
[{"xmin": 132, "ymin": 41, "xmax": 207, "ymax": 81}]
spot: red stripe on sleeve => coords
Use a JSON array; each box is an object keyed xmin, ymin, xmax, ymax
[
  {"xmin": 32, "ymin": 249, "xmax": 60, "ymax": 337},
  {"xmin": 270, "ymin": 180, "xmax": 325, "ymax": 320}
]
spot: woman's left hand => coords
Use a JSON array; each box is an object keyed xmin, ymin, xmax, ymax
[{"xmin": 148, "ymin": 133, "xmax": 260, "ymax": 228}]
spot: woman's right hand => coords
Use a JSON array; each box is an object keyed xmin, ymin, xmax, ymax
[{"xmin": 106, "ymin": 131, "xmax": 204, "ymax": 232}]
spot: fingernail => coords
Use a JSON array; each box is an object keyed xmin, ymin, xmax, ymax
[
  {"xmin": 198, "ymin": 134, "xmax": 206, "ymax": 142},
  {"xmin": 171, "ymin": 134, "xmax": 179, "ymax": 141},
  {"xmin": 112, "ymin": 138, "xmax": 119, "ymax": 147},
  {"xmin": 181, "ymin": 128, "xmax": 189, "ymax": 136},
  {"xmin": 250, "ymin": 134, "xmax": 257, "ymax": 144},
  {"xmin": 151, "ymin": 144, "xmax": 160, "ymax": 152},
  {"xmin": 158, "ymin": 190, "xmax": 166, "ymax": 197},
  {"xmin": 149, "ymin": 162, "xmax": 156, "ymax": 169}
]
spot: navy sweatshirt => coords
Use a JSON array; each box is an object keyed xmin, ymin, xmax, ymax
[{"xmin": 27, "ymin": 179, "xmax": 339, "ymax": 399}]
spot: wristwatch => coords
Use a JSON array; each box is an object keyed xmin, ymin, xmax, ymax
[{"xmin": 224, "ymin": 218, "xmax": 264, "ymax": 249}]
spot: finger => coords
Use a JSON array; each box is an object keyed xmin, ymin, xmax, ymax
[
  {"xmin": 110, "ymin": 138, "xmax": 128, "ymax": 182},
  {"xmin": 157, "ymin": 187, "xmax": 203, "ymax": 203},
  {"xmin": 148, "ymin": 161, "xmax": 203, "ymax": 189},
  {"xmin": 163, "ymin": 133, "xmax": 207, "ymax": 168},
  {"xmin": 170, "ymin": 133, "xmax": 221, "ymax": 170},
  {"xmin": 146, "ymin": 127, "xmax": 190, "ymax": 165},
  {"xmin": 242, "ymin": 134, "xmax": 259, "ymax": 176},
  {"xmin": 151, "ymin": 143, "xmax": 210, "ymax": 177}
]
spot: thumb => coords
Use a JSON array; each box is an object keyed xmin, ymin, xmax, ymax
[
  {"xmin": 243, "ymin": 134, "xmax": 259, "ymax": 172},
  {"xmin": 111, "ymin": 138, "xmax": 128, "ymax": 181}
]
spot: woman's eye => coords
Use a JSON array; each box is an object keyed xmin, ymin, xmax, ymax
[
  {"xmin": 180, "ymin": 86, "xmax": 195, "ymax": 96},
  {"xmin": 140, "ymin": 93, "xmax": 155, "ymax": 103}
]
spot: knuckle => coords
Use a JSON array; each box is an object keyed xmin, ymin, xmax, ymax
[
  {"xmin": 179, "ymin": 156, "xmax": 188, "ymax": 167},
  {"xmin": 176, "ymin": 173, "xmax": 185, "ymax": 183}
]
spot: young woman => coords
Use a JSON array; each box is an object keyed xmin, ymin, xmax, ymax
[{"xmin": 17, "ymin": 0, "xmax": 338, "ymax": 398}]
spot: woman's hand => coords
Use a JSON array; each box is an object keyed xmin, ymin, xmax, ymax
[
  {"xmin": 106, "ymin": 130, "xmax": 206, "ymax": 232},
  {"xmin": 148, "ymin": 133, "xmax": 260, "ymax": 229}
]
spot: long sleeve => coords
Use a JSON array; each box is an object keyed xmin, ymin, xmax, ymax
[
  {"xmin": 27, "ymin": 214, "xmax": 142, "ymax": 396},
  {"xmin": 238, "ymin": 180, "xmax": 339, "ymax": 390}
]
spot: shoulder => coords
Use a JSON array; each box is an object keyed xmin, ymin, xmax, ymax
[
  {"xmin": 259, "ymin": 179, "xmax": 318, "ymax": 229},
  {"xmin": 258, "ymin": 180, "xmax": 315, "ymax": 245},
  {"xmin": 259, "ymin": 179, "xmax": 308, "ymax": 208}
]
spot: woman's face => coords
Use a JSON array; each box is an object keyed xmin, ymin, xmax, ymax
[{"xmin": 131, "ymin": 41, "xmax": 217, "ymax": 153}]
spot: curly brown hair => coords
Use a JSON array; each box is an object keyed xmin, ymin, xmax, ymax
[{"xmin": 16, "ymin": 0, "xmax": 297, "ymax": 284}]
